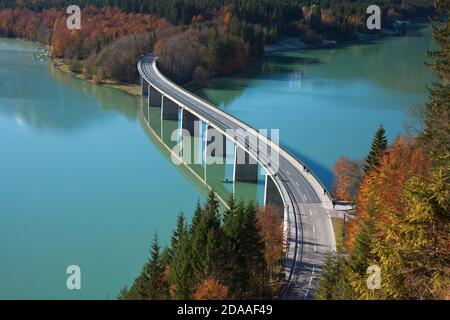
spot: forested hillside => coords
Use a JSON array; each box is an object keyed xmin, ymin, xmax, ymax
[
  {"xmin": 118, "ymin": 192, "xmax": 285, "ymax": 300},
  {"xmin": 318, "ymin": 0, "xmax": 449, "ymax": 300},
  {"xmin": 0, "ymin": 1, "xmax": 434, "ymax": 85}
]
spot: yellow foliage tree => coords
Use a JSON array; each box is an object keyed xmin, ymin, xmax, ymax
[{"xmin": 192, "ymin": 279, "xmax": 228, "ymax": 300}]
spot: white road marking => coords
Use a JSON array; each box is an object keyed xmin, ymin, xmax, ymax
[
  {"xmin": 304, "ymin": 289, "xmax": 309, "ymax": 300},
  {"xmin": 303, "ymin": 194, "xmax": 307, "ymax": 201},
  {"xmin": 309, "ymin": 209, "xmax": 313, "ymax": 216},
  {"xmin": 328, "ymin": 214, "xmax": 331, "ymax": 218},
  {"xmin": 287, "ymin": 170, "xmax": 291, "ymax": 176},
  {"xmin": 309, "ymin": 276, "xmax": 313, "ymax": 286},
  {"xmin": 295, "ymin": 181, "xmax": 300, "ymax": 187},
  {"xmin": 327, "ymin": 210, "xmax": 329, "ymax": 214},
  {"xmin": 313, "ymin": 225, "xmax": 317, "ymax": 252}
]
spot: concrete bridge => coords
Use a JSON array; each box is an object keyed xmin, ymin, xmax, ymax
[{"xmin": 138, "ymin": 53, "xmax": 338, "ymax": 299}]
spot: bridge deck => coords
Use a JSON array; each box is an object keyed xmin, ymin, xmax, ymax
[{"xmin": 138, "ymin": 53, "xmax": 337, "ymax": 299}]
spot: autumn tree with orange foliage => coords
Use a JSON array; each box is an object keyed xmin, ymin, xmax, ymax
[
  {"xmin": 318, "ymin": 135, "xmax": 449, "ymax": 299},
  {"xmin": 0, "ymin": 6, "xmax": 171, "ymax": 83},
  {"xmin": 332, "ymin": 156, "xmax": 361, "ymax": 201},
  {"xmin": 257, "ymin": 205, "xmax": 284, "ymax": 279},
  {"xmin": 192, "ymin": 279, "xmax": 228, "ymax": 300},
  {"xmin": 318, "ymin": 3, "xmax": 449, "ymax": 299},
  {"xmin": 346, "ymin": 136, "xmax": 430, "ymax": 252}
]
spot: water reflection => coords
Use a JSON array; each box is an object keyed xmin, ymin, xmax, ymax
[
  {"xmin": 0, "ymin": 40, "xmax": 138, "ymax": 130},
  {"xmin": 196, "ymin": 23, "xmax": 433, "ymax": 109},
  {"xmin": 193, "ymin": 23, "xmax": 433, "ymax": 189},
  {"xmin": 141, "ymin": 100, "xmax": 265, "ymax": 206}
]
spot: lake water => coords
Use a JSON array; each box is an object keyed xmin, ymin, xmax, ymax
[
  {"xmin": 196, "ymin": 24, "xmax": 433, "ymax": 187},
  {"xmin": 0, "ymin": 24, "xmax": 433, "ymax": 299},
  {"xmin": 0, "ymin": 39, "xmax": 204, "ymax": 299}
]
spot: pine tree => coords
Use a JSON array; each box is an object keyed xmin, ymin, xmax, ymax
[
  {"xmin": 170, "ymin": 212, "xmax": 187, "ymax": 258},
  {"xmin": 315, "ymin": 253, "xmax": 353, "ymax": 300},
  {"xmin": 148, "ymin": 233, "xmax": 162, "ymax": 298},
  {"xmin": 243, "ymin": 201, "xmax": 268, "ymax": 298},
  {"xmin": 349, "ymin": 201, "xmax": 376, "ymax": 275},
  {"xmin": 223, "ymin": 193, "xmax": 237, "ymax": 224},
  {"xmin": 203, "ymin": 190, "xmax": 221, "ymax": 230},
  {"xmin": 364, "ymin": 125, "xmax": 388, "ymax": 172},
  {"xmin": 137, "ymin": 233, "xmax": 168, "ymax": 300},
  {"xmin": 170, "ymin": 216, "xmax": 193, "ymax": 300},
  {"xmin": 222, "ymin": 198, "xmax": 247, "ymax": 297},
  {"xmin": 422, "ymin": 0, "xmax": 450, "ymax": 159},
  {"xmin": 191, "ymin": 200, "xmax": 203, "ymax": 231},
  {"xmin": 117, "ymin": 286, "xmax": 129, "ymax": 300},
  {"xmin": 190, "ymin": 207, "xmax": 208, "ymax": 285},
  {"xmin": 190, "ymin": 191, "xmax": 223, "ymax": 285}
]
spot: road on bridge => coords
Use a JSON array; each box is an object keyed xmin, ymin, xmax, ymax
[{"xmin": 138, "ymin": 53, "xmax": 338, "ymax": 300}]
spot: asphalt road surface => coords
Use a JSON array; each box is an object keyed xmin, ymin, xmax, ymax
[{"xmin": 139, "ymin": 54, "xmax": 336, "ymax": 299}]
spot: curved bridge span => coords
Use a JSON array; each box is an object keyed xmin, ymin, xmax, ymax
[{"xmin": 138, "ymin": 53, "xmax": 337, "ymax": 299}]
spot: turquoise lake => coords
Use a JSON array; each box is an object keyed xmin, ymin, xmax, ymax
[
  {"xmin": 196, "ymin": 23, "xmax": 433, "ymax": 187},
  {"xmin": 0, "ymin": 23, "xmax": 433, "ymax": 299}
]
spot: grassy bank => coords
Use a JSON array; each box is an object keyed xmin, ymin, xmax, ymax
[
  {"xmin": 54, "ymin": 60, "xmax": 141, "ymax": 97},
  {"xmin": 331, "ymin": 217, "xmax": 345, "ymax": 252}
]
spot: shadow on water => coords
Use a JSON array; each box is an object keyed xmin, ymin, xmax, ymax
[
  {"xmin": 193, "ymin": 55, "xmax": 323, "ymax": 107},
  {"xmin": 284, "ymin": 146, "xmax": 334, "ymax": 190},
  {"xmin": 141, "ymin": 101, "xmax": 266, "ymax": 207},
  {"xmin": 139, "ymin": 108, "xmax": 234, "ymax": 210}
]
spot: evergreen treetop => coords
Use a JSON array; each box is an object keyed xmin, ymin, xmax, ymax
[{"xmin": 364, "ymin": 125, "xmax": 388, "ymax": 172}]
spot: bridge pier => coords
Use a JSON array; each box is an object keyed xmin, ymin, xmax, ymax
[
  {"xmin": 149, "ymin": 86, "xmax": 163, "ymax": 108},
  {"xmin": 264, "ymin": 174, "xmax": 284, "ymax": 210},
  {"xmin": 182, "ymin": 109, "xmax": 201, "ymax": 137},
  {"xmin": 205, "ymin": 126, "xmax": 227, "ymax": 160},
  {"xmin": 141, "ymin": 77, "xmax": 149, "ymax": 97},
  {"xmin": 233, "ymin": 145, "xmax": 258, "ymax": 183},
  {"xmin": 162, "ymin": 96, "xmax": 180, "ymax": 121}
]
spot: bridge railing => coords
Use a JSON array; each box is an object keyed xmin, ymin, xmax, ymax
[
  {"xmin": 140, "ymin": 54, "xmax": 310, "ymax": 298},
  {"xmin": 141, "ymin": 54, "xmax": 333, "ymax": 208}
]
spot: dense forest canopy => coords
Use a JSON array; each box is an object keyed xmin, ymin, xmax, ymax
[
  {"xmin": 0, "ymin": 1, "xmax": 435, "ymax": 21},
  {"xmin": 0, "ymin": 1, "xmax": 436, "ymax": 84},
  {"xmin": 118, "ymin": 193, "xmax": 285, "ymax": 300}
]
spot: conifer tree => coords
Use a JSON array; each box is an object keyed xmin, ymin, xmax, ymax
[
  {"xmin": 243, "ymin": 202, "xmax": 268, "ymax": 298},
  {"xmin": 170, "ymin": 212, "xmax": 187, "ymax": 258},
  {"xmin": 137, "ymin": 233, "xmax": 168, "ymax": 300},
  {"xmin": 191, "ymin": 200, "xmax": 203, "ymax": 231},
  {"xmin": 117, "ymin": 286, "xmax": 129, "ymax": 300},
  {"xmin": 315, "ymin": 253, "xmax": 353, "ymax": 300},
  {"xmin": 349, "ymin": 201, "xmax": 376, "ymax": 275},
  {"xmin": 364, "ymin": 125, "xmax": 388, "ymax": 172},
  {"xmin": 422, "ymin": 0, "xmax": 450, "ymax": 159},
  {"xmin": 190, "ymin": 191, "xmax": 223, "ymax": 285},
  {"xmin": 170, "ymin": 214, "xmax": 193, "ymax": 300},
  {"xmin": 222, "ymin": 198, "xmax": 247, "ymax": 297},
  {"xmin": 223, "ymin": 194, "xmax": 237, "ymax": 224},
  {"xmin": 203, "ymin": 190, "xmax": 221, "ymax": 230}
]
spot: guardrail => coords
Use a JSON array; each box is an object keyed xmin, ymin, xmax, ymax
[
  {"xmin": 141, "ymin": 54, "xmax": 331, "ymax": 208},
  {"xmin": 138, "ymin": 54, "xmax": 334, "ymax": 299}
]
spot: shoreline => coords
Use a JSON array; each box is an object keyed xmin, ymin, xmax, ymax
[
  {"xmin": 264, "ymin": 24, "xmax": 415, "ymax": 55},
  {"xmin": 45, "ymin": 20, "xmax": 427, "ymax": 98},
  {"xmin": 52, "ymin": 59, "xmax": 141, "ymax": 97}
]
